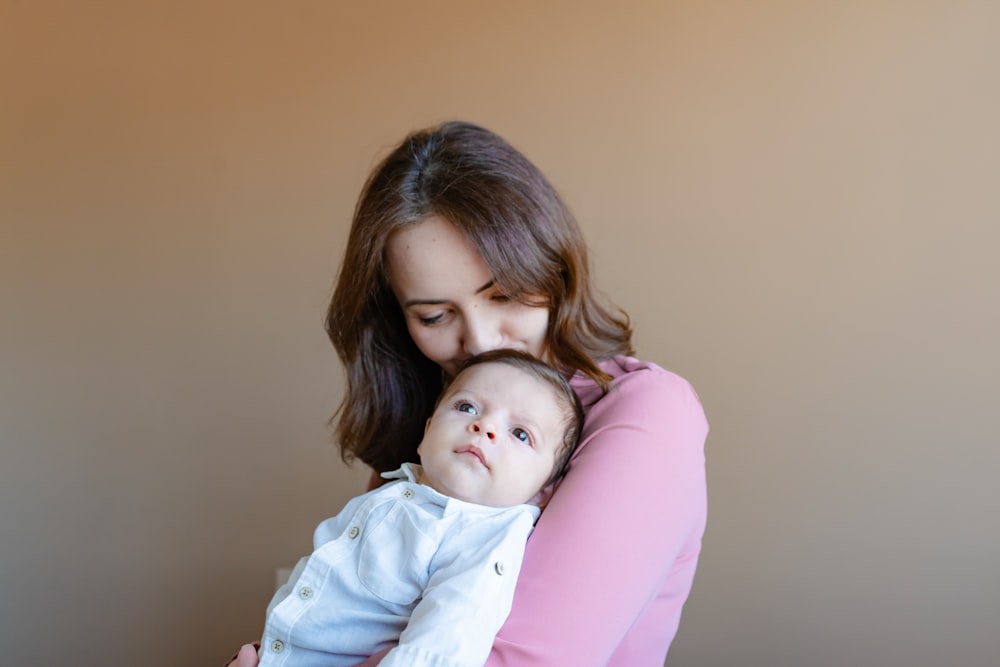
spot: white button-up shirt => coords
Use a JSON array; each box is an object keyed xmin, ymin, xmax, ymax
[{"xmin": 259, "ymin": 463, "xmax": 540, "ymax": 667}]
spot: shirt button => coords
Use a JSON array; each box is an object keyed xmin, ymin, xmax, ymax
[
  {"xmin": 348, "ymin": 526, "xmax": 360, "ymax": 539},
  {"xmin": 494, "ymin": 561, "xmax": 506, "ymax": 575},
  {"xmin": 299, "ymin": 586, "xmax": 313, "ymax": 600},
  {"xmin": 271, "ymin": 640, "xmax": 284, "ymax": 653},
  {"xmin": 402, "ymin": 488, "xmax": 414, "ymax": 500}
]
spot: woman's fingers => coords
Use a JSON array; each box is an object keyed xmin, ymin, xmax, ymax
[{"xmin": 228, "ymin": 644, "xmax": 259, "ymax": 667}]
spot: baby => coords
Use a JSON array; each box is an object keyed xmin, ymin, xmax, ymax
[{"xmin": 256, "ymin": 348, "xmax": 583, "ymax": 667}]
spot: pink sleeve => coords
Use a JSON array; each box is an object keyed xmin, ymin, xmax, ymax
[{"xmin": 486, "ymin": 361, "xmax": 709, "ymax": 666}]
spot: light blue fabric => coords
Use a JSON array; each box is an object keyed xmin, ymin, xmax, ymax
[{"xmin": 259, "ymin": 463, "xmax": 539, "ymax": 667}]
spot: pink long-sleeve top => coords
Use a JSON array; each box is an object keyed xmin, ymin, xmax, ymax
[{"xmin": 364, "ymin": 355, "xmax": 708, "ymax": 666}]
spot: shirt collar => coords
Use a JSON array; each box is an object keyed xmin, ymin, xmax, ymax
[{"xmin": 381, "ymin": 463, "xmax": 540, "ymax": 520}]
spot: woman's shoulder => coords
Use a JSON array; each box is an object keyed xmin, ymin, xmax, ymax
[
  {"xmin": 572, "ymin": 354, "xmax": 704, "ymax": 415},
  {"xmin": 603, "ymin": 354, "xmax": 697, "ymax": 387},
  {"xmin": 567, "ymin": 354, "xmax": 708, "ymax": 468}
]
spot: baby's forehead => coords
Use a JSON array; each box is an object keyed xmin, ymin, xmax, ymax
[
  {"xmin": 445, "ymin": 363, "xmax": 572, "ymax": 447},
  {"xmin": 451, "ymin": 361, "xmax": 551, "ymax": 392},
  {"xmin": 449, "ymin": 363, "xmax": 562, "ymax": 408}
]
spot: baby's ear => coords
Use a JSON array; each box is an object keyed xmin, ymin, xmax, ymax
[
  {"xmin": 417, "ymin": 419, "xmax": 431, "ymax": 455},
  {"xmin": 526, "ymin": 483, "xmax": 557, "ymax": 509}
]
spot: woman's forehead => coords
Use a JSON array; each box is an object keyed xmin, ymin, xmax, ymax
[{"xmin": 386, "ymin": 216, "xmax": 492, "ymax": 296}]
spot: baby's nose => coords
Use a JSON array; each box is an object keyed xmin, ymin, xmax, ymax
[{"xmin": 472, "ymin": 424, "xmax": 496, "ymax": 440}]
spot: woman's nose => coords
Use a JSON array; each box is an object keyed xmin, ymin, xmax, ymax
[
  {"xmin": 462, "ymin": 313, "xmax": 503, "ymax": 356},
  {"xmin": 471, "ymin": 423, "xmax": 497, "ymax": 441}
]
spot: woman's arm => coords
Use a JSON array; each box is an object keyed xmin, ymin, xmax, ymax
[{"xmin": 488, "ymin": 360, "xmax": 708, "ymax": 666}]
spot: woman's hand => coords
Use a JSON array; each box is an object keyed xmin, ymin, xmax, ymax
[{"xmin": 227, "ymin": 644, "xmax": 260, "ymax": 667}]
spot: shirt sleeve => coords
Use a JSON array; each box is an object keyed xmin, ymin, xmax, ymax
[
  {"xmin": 486, "ymin": 362, "xmax": 709, "ymax": 666},
  {"xmin": 377, "ymin": 509, "xmax": 536, "ymax": 667}
]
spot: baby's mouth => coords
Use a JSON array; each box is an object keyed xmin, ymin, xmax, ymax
[{"xmin": 455, "ymin": 445, "xmax": 488, "ymax": 468}]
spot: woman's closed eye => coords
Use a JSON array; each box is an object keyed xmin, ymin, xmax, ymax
[
  {"xmin": 489, "ymin": 288, "xmax": 549, "ymax": 309},
  {"xmin": 416, "ymin": 311, "xmax": 447, "ymax": 326}
]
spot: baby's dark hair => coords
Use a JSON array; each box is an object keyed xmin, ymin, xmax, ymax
[{"xmin": 447, "ymin": 349, "xmax": 584, "ymax": 485}]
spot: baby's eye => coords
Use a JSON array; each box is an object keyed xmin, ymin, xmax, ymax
[
  {"xmin": 455, "ymin": 401, "xmax": 478, "ymax": 415},
  {"xmin": 511, "ymin": 427, "xmax": 531, "ymax": 444}
]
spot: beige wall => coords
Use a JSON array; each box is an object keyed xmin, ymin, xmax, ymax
[{"xmin": 2, "ymin": 2, "xmax": 997, "ymax": 665}]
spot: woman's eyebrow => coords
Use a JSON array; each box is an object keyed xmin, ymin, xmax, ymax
[
  {"xmin": 402, "ymin": 280, "xmax": 495, "ymax": 307},
  {"xmin": 403, "ymin": 297, "xmax": 448, "ymax": 307}
]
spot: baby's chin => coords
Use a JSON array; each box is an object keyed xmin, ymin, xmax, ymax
[
  {"xmin": 421, "ymin": 465, "xmax": 542, "ymax": 507},
  {"xmin": 420, "ymin": 474, "xmax": 492, "ymax": 506}
]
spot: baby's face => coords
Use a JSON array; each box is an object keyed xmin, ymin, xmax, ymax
[{"xmin": 417, "ymin": 362, "xmax": 566, "ymax": 507}]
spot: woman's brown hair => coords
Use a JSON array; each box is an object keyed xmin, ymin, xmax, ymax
[{"xmin": 326, "ymin": 121, "xmax": 632, "ymax": 472}]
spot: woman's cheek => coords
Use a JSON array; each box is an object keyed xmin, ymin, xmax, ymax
[
  {"xmin": 408, "ymin": 326, "xmax": 454, "ymax": 369},
  {"xmin": 514, "ymin": 305, "xmax": 550, "ymax": 358}
]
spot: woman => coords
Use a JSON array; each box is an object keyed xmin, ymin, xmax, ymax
[{"xmin": 233, "ymin": 121, "xmax": 708, "ymax": 666}]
